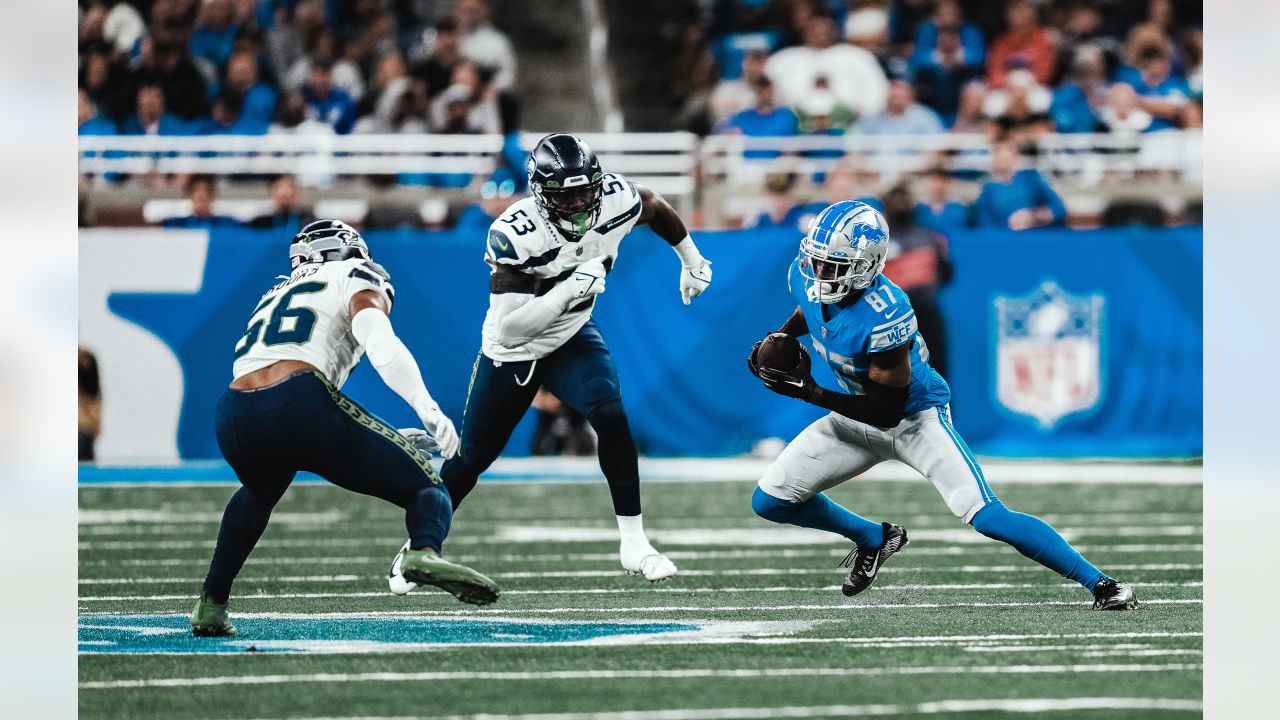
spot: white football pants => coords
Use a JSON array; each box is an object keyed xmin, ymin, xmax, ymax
[{"xmin": 757, "ymin": 405, "xmax": 996, "ymax": 524}]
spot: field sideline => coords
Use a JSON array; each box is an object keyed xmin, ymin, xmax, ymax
[{"xmin": 79, "ymin": 460, "xmax": 1202, "ymax": 719}]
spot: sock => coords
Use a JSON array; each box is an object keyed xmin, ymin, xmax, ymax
[
  {"xmin": 971, "ymin": 500, "xmax": 1106, "ymax": 591},
  {"xmin": 616, "ymin": 513, "xmax": 650, "ymax": 548},
  {"xmin": 589, "ymin": 400, "xmax": 642, "ymax": 516},
  {"xmin": 406, "ymin": 483, "xmax": 453, "ymax": 552},
  {"xmin": 202, "ymin": 486, "xmax": 278, "ymax": 604},
  {"xmin": 751, "ymin": 487, "xmax": 885, "ymax": 549}
]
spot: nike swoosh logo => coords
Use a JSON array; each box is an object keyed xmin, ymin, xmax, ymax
[
  {"xmin": 496, "ymin": 238, "xmax": 510, "ymax": 250},
  {"xmin": 863, "ymin": 556, "xmax": 881, "ymax": 577}
]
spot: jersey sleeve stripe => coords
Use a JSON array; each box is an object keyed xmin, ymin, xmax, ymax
[{"xmin": 596, "ymin": 200, "xmax": 642, "ymax": 235}]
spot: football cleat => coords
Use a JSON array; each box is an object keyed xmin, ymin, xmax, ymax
[
  {"xmin": 387, "ymin": 539, "xmax": 417, "ymax": 595},
  {"xmin": 397, "ymin": 547, "xmax": 499, "ymax": 606},
  {"xmin": 190, "ymin": 592, "xmax": 236, "ymax": 637},
  {"xmin": 839, "ymin": 522, "xmax": 908, "ymax": 597},
  {"xmin": 620, "ymin": 542, "xmax": 678, "ymax": 582},
  {"xmin": 1092, "ymin": 577, "xmax": 1139, "ymax": 611}
]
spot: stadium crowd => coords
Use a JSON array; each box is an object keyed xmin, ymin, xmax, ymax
[
  {"xmin": 683, "ymin": 0, "xmax": 1202, "ymax": 142},
  {"xmin": 78, "ymin": 0, "xmax": 521, "ymax": 145}
]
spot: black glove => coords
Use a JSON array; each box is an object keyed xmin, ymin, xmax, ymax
[
  {"xmin": 747, "ymin": 339, "xmax": 765, "ymax": 379},
  {"xmin": 758, "ymin": 365, "xmax": 817, "ymax": 402}
]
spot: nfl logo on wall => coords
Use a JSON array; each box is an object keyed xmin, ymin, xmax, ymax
[{"xmin": 993, "ymin": 281, "xmax": 1105, "ymax": 429}]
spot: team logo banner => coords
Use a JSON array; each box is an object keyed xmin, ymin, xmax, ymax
[{"xmin": 994, "ymin": 281, "xmax": 1105, "ymax": 429}]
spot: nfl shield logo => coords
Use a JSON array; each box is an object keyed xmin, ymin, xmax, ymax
[{"xmin": 994, "ymin": 281, "xmax": 1104, "ymax": 429}]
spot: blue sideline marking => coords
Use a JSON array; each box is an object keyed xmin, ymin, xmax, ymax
[
  {"xmin": 78, "ymin": 464, "xmax": 606, "ymax": 486},
  {"xmin": 79, "ymin": 614, "xmax": 698, "ymax": 654}
]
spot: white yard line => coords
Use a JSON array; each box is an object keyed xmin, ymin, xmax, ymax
[
  {"xmin": 81, "ymin": 665, "xmax": 1201, "ymax": 690},
  {"xmin": 82, "ymin": 544, "xmax": 1203, "ymax": 567}
]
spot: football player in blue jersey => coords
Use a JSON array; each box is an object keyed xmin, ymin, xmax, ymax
[{"xmin": 747, "ymin": 200, "xmax": 1138, "ymax": 610}]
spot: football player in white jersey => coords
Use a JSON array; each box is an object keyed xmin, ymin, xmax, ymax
[
  {"xmin": 421, "ymin": 133, "xmax": 711, "ymax": 584},
  {"xmin": 189, "ymin": 220, "xmax": 499, "ymax": 637}
]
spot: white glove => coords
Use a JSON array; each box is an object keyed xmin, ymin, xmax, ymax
[
  {"xmin": 411, "ymin": 402, "xmax": 459, "ymax": 460},
  {"xmin": 558, "ymin": 254, "xmax": 609, "ymax": 307},
  {"xmin": 680, "ymin": 258, "xmax": 712, "ymax": 305}
]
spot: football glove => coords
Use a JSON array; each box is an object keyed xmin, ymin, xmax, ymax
[
  {"xmin": 414, "ymin": 403, "xmax": 460, "ymax": 460},
  {"xmin": 560, "ymin": 255, "xmax": 609, "ymax": 307},
  {"xmin": 758, "ymin": 365, "xmax": 817, "ymax": 402},
  {"xmin": 747, "ymin": 338, "xmax": 765, "ymax": 379},
  {"xmin": 680, "ymin": 258, "xmax": 712, "ymax": 305}
]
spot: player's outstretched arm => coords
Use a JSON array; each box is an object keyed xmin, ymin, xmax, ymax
[
  {"xmin": 636, "ymin": 184, "xmax": 712, "ymax": 305},
  {"xmin": 348, "ymin": 290, "xmax": 459, "ymax": 458},
  {"xmin": 495, "ymin": 256, "xmax": 609, "ymax": 349},
  {"xmin": 759, "ymin": 343, "xmax": 911, "ymax": 429}
]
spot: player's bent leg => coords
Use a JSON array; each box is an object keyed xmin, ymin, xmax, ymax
[
  {"xmin": 441, "ymin": 353, "xmax": 542, "ymax": 509},
  {"xmin": 899, "ymin": 406, "xmax": 1137, "ymax": 610},
  {"xmin": 545, "ymin": 322, "xmax": 674, "ymax": 582}
]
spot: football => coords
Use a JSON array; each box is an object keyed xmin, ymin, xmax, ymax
[{"xmin": 755, "ymin": 332, "xmax": 808, "ymax": 374}]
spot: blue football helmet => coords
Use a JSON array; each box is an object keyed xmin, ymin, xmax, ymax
[{"xmin": 798, "ymin": 200, "xmax": 891, "ymax": 304}]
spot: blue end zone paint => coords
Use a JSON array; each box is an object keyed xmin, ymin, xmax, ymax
[{"xmin": 80, "ymin": 614, "xmax": 699, "ymax": 654}]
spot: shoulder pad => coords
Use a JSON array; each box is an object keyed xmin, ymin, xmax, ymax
[{"xmin": 486, "ymin": 225, "xmax": 523, "ymax": 264}]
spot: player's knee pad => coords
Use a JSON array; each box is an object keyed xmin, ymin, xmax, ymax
[{"xmin": 751, "ymin": 486, "xmax": 800, "ymax": 524}]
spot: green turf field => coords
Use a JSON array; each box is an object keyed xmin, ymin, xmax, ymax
[{"xmin": 78, "ymin": 471, "xmax": 1202, "ymax": 719}]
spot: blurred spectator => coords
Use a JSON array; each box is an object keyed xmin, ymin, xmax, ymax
[
  {"xmin": 708, "ymin": 50, "xmax": 770, "ymax": 129},
  {"xmin": 910, "ymin": 22, "xmax": 985, "ymax": 125},
  {"xmin": 79, "ymin": 347, "xmax": 102, "ymax": 463},
  {"xmin": 78, "ymin": 87, "xmax": 117, "ymax": 137},
  {"xmin": 286, "ymin": 29, "xmax": 367, "ymax": 102},
  {"xmin": 190, "ymin": 0, "xmax": 242, "ymax": 69},
  {"xmin": 214, "ymin": 51, "xmax": 279, "ymax": 129},
  {"xmin": 338, "ymin": 0, "xmax": 399, "ymax": 73},
  {"xmin": 265, "ymin": 0, "xmax": 330, "ymax": 86},
  {"xmin": 844, "ymin": 1, "xmax": 890, "ymax": 57},
  {"xmin": 301, "ymin": 56, "xmax": 359, "ymax": 134},
  {"xmin": 950, "ymin": 80, "xmax": 993, "ymax": 134},
  {"xmin": 986, "ymin": 0, "xmax": 1057, "ymax": 89},
  {"xmin": 983, "ymin": 67, "xmax": 1054, "ymax": 139},
  {"xmin": 454, "ymin": 0, "xmax": 518, "ymax": 91},
  {"xmin": 356, "ymin": 51, "xmax": 411, "ymax": 118},
  {"xmin": 1099, "ymin": 82, "xmax": 1152, "ymax": 135},
  {"xmin": 1182, "ymin": 29, "xmax": 1202, "ymax": 101},
  {"xmin": 205, "ymin": 88, "xmax": 268, "ymax": 135},
  {"xmin": 973, "ymin": 136, "xmax": 1065, "ymax": 230},
  {"xmin": 410, "ymin": 17, "xmax": 465, "ymax": 96},
  {"xmin": 715, "ymin": 77, "xmax": 799, "ymax": 158},
  {"xmin": 912, "ymin": 0, "xmax": 985, "ymax": 70},
  {"xmin": 120, "ymin": 84, "xmax": 188, "ymax": 135},
  {"xmin": 1053, "ymin": 2, "xmax": 1122, "ymax": 84},
  {"xmin": 269, "ymin": 91, "xmax": 339, "ymax": 136},
  {"xmin": 163, "ymin": 174, "xmax": 243, "ymax": 229},
  {"xmin": 793, "ymin": 76, "xmax": 855, "ymax": 135},
  {"xmin": 354, "ymin": 80, "xmax": 429, "ymax": 134},
  {"xmin": 455, "ymin": 169, "xmax": 522, "ymax": 233},
  {"xmin": 80, "ymin": 47, "xmax": 134, "ymax": 122},
  {"xmin": 431, "ymin": 62, "xmax": 502, "ymax": 134},
  {"xmin": 130, "ymin": 29, "xmax": 213, "ymax": 121},
  {"xmin": 1116, "ymin": 44, "xmax": 1189, "ymax": 132},
  {"xmin": 913, "ymin": 165, "xmax": 969, "ymax": 234},
  {"xmin": 821, "ymin": 160, "xmax": 883, "ymax": 212},
  {"xmin": 249, "ymin": 175, "xmax": 315, "ymax": 233},
  {"xmin": 85, "ymin": 1, "xmax": 147, "ymax": 57},
  {"xmin": 881, "ymin": 183, "xmax": 952, "ymax": 378},
  {"xmin": 1050, "ymin": 45, "xmax": 1108, "ymax": 133},
  {"xmin": 753, "ymin": 173, "xmax": 816, "ymax": 233},
  {"xmin": 861, "ymin": 80, "xmax": 945, "ymax": 135},
  {"xmin": 765, "ymin": 15, "xmax": 888, "ymax": 120}
]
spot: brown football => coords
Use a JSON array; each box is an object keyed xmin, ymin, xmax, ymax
[{"xmin": 755, "ymin": 332, "xmax": 806, "ymax": 374}]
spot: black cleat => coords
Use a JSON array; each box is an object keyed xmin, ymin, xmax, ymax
[
  {"xmin": 839, "ymin": 523, "xmax": 908, "ymax": 597},
  {"xmin": 1092, "ymin": 578, "xmax": 1139, "ymax": 611}
]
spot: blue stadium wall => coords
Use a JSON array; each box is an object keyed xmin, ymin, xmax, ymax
[{"xmin": 104, "ymin": 224, "xmax": 1201, "ymax": 459}]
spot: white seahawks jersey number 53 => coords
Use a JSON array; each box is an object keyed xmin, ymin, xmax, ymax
[
  {"xmin": 232, "ymin": 258, "xmax": 394, "ymax": 387},
  {"xmin": 481, "ymin": 172, "xmax": 643, "ymax": 361}
]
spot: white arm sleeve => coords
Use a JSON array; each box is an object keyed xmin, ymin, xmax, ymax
[
  {"xmin": 495, "ymin": 284, "xmax": 574, "ymax": 349},
  {"xmin": 350, "ymin": 307, "xmax": 437, "ymax": 421}
]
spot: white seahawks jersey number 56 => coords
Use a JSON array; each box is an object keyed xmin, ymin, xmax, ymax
[
  {"xmin": 481, "ymin": 172, "xmax": 643, "ymax": 361},
  {"xmin": 232, "ymin": 258, "xmax": 394, "ymax": 387}
]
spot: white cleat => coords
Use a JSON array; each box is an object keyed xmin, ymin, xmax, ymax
[
  {"xmin": 388, "ymin": 539, "xmax": 418, "ymax": 595},
  {"xmin": 620, "ymin": 542, "xmax": 678, "ymax": 582}
]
